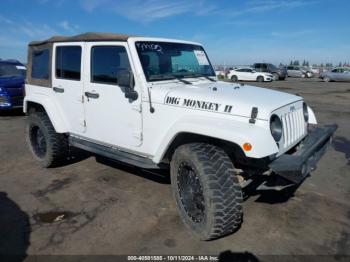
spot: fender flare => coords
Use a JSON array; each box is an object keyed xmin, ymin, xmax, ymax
[
  {"xmin": 24, "ymin": 94, "xmax": 69, "ymax": 133},
  {"xmin": 152, "ymin": 116, "xmax": 279, "ymax": 163}
]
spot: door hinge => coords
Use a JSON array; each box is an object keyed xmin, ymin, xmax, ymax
[
  {"xmin": 133, "ymin": 131, "xmax": 143, "ymax": 141},
  {"xmin": 81, "ymin": 95, "xmax": 85, "ymax": 103},
  {"xmin": 132, "ymin": 104, "xmax": 142, "ymax": 113}
]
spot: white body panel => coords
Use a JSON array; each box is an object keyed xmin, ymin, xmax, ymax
[{"xmin": 25, "ymin": 36, "xmax": 316, "ymax": 164}]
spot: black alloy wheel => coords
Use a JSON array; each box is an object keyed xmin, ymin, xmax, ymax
[
  {"xmin": 30, "ymin": 125, "xmax": 47, "ymax": 158},
  {"xmin": 177, "ymin": 161, "xmax": 205, "ymax": 223}
]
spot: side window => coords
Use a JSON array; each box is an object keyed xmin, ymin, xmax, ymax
[
  {"xmin": 91, "ymin": 46, "xmax": 131, "ymax": 84},
  {"xmin": 32, "ymin": 49, "xmax": 49, "ymax": 79},
  {"xmin": 56, "ymin": 46, "xmax": 81, "ymax": 80},
  {"xmin": 287, "ymin": 66, "xmax": 293, "ymax": 70}
]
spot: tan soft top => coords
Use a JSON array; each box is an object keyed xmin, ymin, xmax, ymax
[{"xmin": 29, "ymin": 32, "xmax": 132, "ymax": 46}]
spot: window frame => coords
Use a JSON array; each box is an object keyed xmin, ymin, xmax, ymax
[
  {"xmin": 55, "ymin": 45, "xmax": 82, "ymax": 81},
  {"xmin": 90, "ymin": 45, "xmax": 131, "ymax": 86}
]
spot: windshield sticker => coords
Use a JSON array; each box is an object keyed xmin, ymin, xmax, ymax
[
  {"xmin": 16, "ymin": 66, "xmax": 26, "ymax": 70},
  {"xmin": 165, "ymin": 96, "xmax": 233, "ymax": 114},
  {"xmin": 136, "ymin": 43, "xmax": 163, "ymax": 53},
  {"xmin": 194, "ymin": 50, "xmax": 209, "ymax": 65}
]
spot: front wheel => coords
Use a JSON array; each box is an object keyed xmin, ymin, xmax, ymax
[
  {"xmin": 257, "ymin": 76, "xmax": 264, "ymax": 82},
  {"xmin": 230, "ymin": 75, "xmax": 238, "ymax": 82},
  {"xmin": 324, "ymin": 77, "xmax": 331, "ymax": 82},
  {"xmin": 170, "ymin": 143, "xmax": 243, "ymax": 240},
  {"xmin": 26, "ymin": 112, "xmax": 69, "ymax": 167}
]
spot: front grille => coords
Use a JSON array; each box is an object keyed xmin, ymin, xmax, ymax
[
  {"xmin": 0, "ymin": 96, "xmax": 8, "ymax": 103},
  {"xmin": 281, "ymin": 108, "xmax": 306, "ymax": 148},
  {"xmin": 10, "ymin": 96, "xmax": 24, "ymax": 106}
]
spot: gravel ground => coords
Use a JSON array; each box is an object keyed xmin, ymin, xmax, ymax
[{"xmin": 0, "ymin": 77, "xmax": 349, "ymax": 260}]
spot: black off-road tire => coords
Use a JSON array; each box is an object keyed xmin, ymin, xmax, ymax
[
  {"xmin": 26, "ymin": 112, "xmax": 69, "ymax": 167},
  {"xmin": 231, "ymin": 75, "xmax": 238, "ymax": 82},
  {"xmin": 170, "ymin": 143, "xmax": 243, "ymax": 240}
]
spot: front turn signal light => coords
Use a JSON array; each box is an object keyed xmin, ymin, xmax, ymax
[{"xmin": 243, "ymin": 143, "xmax": 252, "ymax": 151}]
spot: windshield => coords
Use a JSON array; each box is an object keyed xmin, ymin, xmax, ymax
[
  {"xmin": 135, "ymin": 41, "xmax": 215, "ymax": 81},
  {"xmin": 0, "ymin": 64, "xmax": 26, "ymax": 77}
]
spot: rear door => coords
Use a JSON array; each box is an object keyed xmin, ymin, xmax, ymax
[
  {"xmin": 82, "ymin": 42, "xmax": 142, "ymax": 148},
  {"xmin": 52, "ymin": 43, "xmax": 85, "ymax": 134}
]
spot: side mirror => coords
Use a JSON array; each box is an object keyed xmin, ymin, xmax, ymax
[
  {"xmin": 117, "ymin": 70, "xmax": 138, "ymax": 101},
  {"xmin": 251, "ymin": 70, "xmax": 256, "ymax": 73}
]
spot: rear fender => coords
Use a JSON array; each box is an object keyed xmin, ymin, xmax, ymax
[{"xmin": 24, "ymin": 94, "xmax": 68, "ymax": 133}]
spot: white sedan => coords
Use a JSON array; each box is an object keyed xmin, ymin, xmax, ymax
[{"xmin": 227, "ymin": 67, "xmax": 274, "ymax": 82}]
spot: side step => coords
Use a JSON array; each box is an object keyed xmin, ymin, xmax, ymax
[{"xmin": 69, "ymin": 136, "xmax": 164, "ymax": 169}]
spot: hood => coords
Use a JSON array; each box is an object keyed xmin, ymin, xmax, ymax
[
  {"xmin": 0, "ymin": 76, "xmax": 24, "ymax": 88},
  {"xmin": 152, "ymin": 80, "xmax": 302, "ymax": 120}
]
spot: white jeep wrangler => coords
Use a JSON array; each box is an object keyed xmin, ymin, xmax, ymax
[{"xmin": 24, "ymin": 33, "xmax": 336, "ymax": 240}]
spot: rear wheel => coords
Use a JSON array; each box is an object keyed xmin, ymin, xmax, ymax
[
  {"xmin": 230, "ymin": 75, "xmax": 238, "ymax": 82},
  {"xmin": 257, "ymin": 76, "xmax": 264, "ymax": 82},
  {"xmin": 170, "ymin": 143, "xmax": 243, "ymax": 240},
  {"xmin": 26, "ymin": 112, "xmax": 69, "ymax": 167},
  {"xmin": 324, "ymin": 77, "xmax": 331, "ymax": 82}
]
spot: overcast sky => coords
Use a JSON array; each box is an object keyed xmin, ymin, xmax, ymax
[{"xmin": 0, "ymin": 0, "xmax": 349, "ymax": 65}]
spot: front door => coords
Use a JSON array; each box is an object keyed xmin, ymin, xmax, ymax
[
  {"xmin": 52, "ymin": 43, "xmax": 85, "ymax": 134},
  {"xmin": 83, "ymin": 42, "xmax": 142, "ymax": 148}
]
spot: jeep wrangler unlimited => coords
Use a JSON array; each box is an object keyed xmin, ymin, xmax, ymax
[{"xmin": 24, "ymin": 33, "xmax": 336, "ymax": 240}]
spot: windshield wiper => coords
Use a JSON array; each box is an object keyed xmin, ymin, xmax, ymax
[
  {"xmin": 172, "ymin": 75, "xmax": 192, "ymax": 84},
  {"xmin": 149, "ymin": 74, "xmax": 192, "ymax": 84},
  {"xmin": 201, "ymin": 75, "xmax": 216, "ymax": 82},
  {"xmin": 182, "ymin": 73, "xmax": 216, "ymax": 82}
]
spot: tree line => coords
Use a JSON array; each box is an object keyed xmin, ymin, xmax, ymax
[{"xmin": 285, "ymin": 60, "xmax": 350, "ymax": 67}]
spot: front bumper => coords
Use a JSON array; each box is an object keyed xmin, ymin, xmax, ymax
[
  {"xmin": 0, "ymin": 94, "xmax": 23, "ymax": 109},
  {"xmin": 269, "ymin": 125, "xmax": 337, "ymax": 184}
]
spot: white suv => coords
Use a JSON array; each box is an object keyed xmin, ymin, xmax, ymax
[{"xmin": 24, "ymin": 33, "xmax": 336, "ymax": 240}]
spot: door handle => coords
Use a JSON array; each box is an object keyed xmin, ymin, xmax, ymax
[
  {"xmin": 53, "ymin": 87, "xmax": 64, "ymax": 93},
  {"xmin": 85, "ymin": 91, "xmax": 99, "ymax": 99}
]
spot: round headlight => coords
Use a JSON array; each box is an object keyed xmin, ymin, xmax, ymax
[
  {"xmin": 270, "ymin": 114, "xmax": 283, "ymax": 142},
  {"xmin": 303, "ymin": 102, "xmax": 309, "ymax": 122}
]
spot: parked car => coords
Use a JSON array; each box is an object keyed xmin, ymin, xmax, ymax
[
  {"xmin": 227, "ymin": 67, "xmax": 273, "ymax": 82},
  {"xmin": 286, "ymin": 65, "xmax": 312, "ymax": 78},
  {"xmin": 0, "ymin": 59, "xmax": 26, "ymax": 109},
  {"xmin": 319, "ymin": 67, "xmax": 350, "ymax": 82},
  {"xmin": 252, "ymin": 63, "xmax": 287, "ymax": 80},
  {"xmin": 25, "ymin": 32, "xmax": 336, "ymax": 240},
  {"xmin": 309, "ymin": 66, "xmax": 320, "ymax": 75},
  {"xmin": 302, "ymin": 67, "xmax": 314, "ymax": 78}
]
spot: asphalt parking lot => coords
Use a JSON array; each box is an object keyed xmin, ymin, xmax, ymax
[{"xmin": 0, "ymin": 78, "xmax": 349, "ymax": 259}]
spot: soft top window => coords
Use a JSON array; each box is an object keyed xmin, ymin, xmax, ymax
[{"xmin": 32, "ymin": 49, "xmax": 49, "ymax": 80}]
